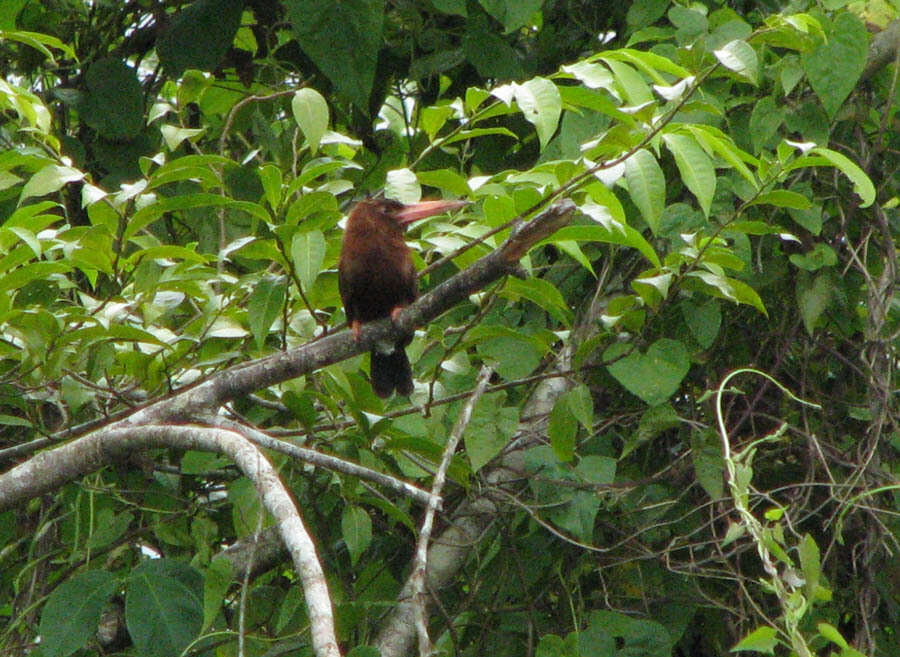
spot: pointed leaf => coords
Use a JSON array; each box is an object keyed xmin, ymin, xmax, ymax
[
  {"xmin": 291, "ymin": 229, "xmax": 326, "ymax": 293},
  {"xmin": 802, "ymin": 12, "xmax": 867, "ymax": 118},
  {"xmin": 514, "ymin": 77, "xmax": 562, "ymax": 151},
  {"xmin": 40, "ymin": 570, "xmax": 117, "ymax": 657},
  {"xmin": 624, "ymin": 149, "xmax": 665, "ymax": 234},
  {"xmin": 604, "ymin": 339, "xmax": 690, "ymax": 406},
  {"xmin": 809, "ymin": 146, "xmax": 875, "ymax": 208},
  {"xmin": 663, "ymin": 132, "xmax": 715, "ymax": 216},
  {"xmin": 342, "ymin": 505, "xmax": 372, "ymax": 565},
  {"xmin": 20, "ymin": 164, "xmax": 84, "ymax": 202},
  {"xmin": 286, "ymin": 0, "xmax": 384, "ymax": 109},
  {"xmin": 292, "ymin": 87, "xmax": 329, "ymax": 153},
  {"xmin": 714, "ymin": 39, "xmax": 758, "ymax": 84},
  {"xmin": 732, "ymin": 626, "xmax": 778, "ymax": 653},
  {"xmin": 248, "ymin": 277, "xmax": 286, "ymax": 350}
]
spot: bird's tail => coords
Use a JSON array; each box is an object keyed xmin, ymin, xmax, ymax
[{"xmin": 370, "ymin": 348, "xmax": 413, "ymax": 398}]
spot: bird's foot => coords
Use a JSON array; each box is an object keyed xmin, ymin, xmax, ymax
[
  {"xmin": 351, "ymin": 320, "xmax": 362, "ymax": 341},
  {"xmin": 389, "ymin": 306, "xmax": 405, "ymax": 324}
]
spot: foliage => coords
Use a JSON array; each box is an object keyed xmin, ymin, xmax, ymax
[{"xmin": 0, "ymin": 1, "xmax": 899, "ymax": 656}]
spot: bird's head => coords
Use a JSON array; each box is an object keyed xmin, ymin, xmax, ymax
[{"xmin": 352, "ymin": 198, "xmax": 469, "ymax": 230}]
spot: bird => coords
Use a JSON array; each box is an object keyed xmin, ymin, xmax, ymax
[{"xmin": 338, "ymin": 197, "xmax": 467, "ymax": 397}]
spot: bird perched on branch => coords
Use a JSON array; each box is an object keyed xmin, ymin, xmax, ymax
[{"xmin": 339, "ymin": 198, "xmax": 467, "ymax": 397}]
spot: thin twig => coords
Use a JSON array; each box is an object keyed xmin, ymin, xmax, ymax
[{"xmin": 410, "ymin": 365, "xmax": 493, "ymax": 656}]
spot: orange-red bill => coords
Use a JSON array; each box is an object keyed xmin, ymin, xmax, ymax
[{"xmin": 394, "ymin": 199, "xmax": 469, "ymax": 225}]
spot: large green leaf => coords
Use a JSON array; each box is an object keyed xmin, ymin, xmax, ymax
[
  {"xmin": 126, "ymin": 560, "xmax": 203, "ymax": 657},
  {"xmin": 604, "ymin": 338, "xmax": 690, "ymax": 406},
  {"xmin": 463, "ymin": 393, "xmax": 519, "ymax": 473},
  {"xmin": 515, "ymin": 77, "xmax": 562, "ymax": 151},
  {"xmin": 157, "ymin": 0, "xmax": 244, "ymax": 76},
  {"xmin": 713, "ymin": 39, "xmax": 758, "ymax": 84},
  {"xmin": 78, "ymin": 58, "xmax": 143, "ymax": 139},
  {"xmin": 663, "ymin": 132, "xmax": 715, "ymax": 216},
  {"xmin": 624, "ymin": 149, "xmax": 665, "ymax": 234},
  {"xmin": 286, "ymin": 0, "xmax": 384, "ymax": 110},
  {"xmin": 291, "ymin": 229, "xmax": 326, "ymax": 293},
  {"xmin": 802, "ymin": 11, "xmax": 867, "ymax": 118},
  {"xmin": 20, "ymin": 164, "xmax": 84, "ymax": 202},
  {"xmin": 342, "ymin": 505, "xmax": 373, "ymax": 566},
  {"xmin": 39, "ymin": 570, "xmax": 117, "ymax": 657},
  {"xmin": 292, "ymin": 88, "xmax": 329, "ymax": 154},
  {"xmin": 248, "ymin": 277, "xmax": 286, "ymax": 350}
]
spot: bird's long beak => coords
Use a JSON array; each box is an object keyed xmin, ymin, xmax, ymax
[{"xmin": 394, "ymin": 199, "xmax": 469, "ymax": 225}]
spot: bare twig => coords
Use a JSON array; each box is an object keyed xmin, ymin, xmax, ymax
[{"xmin": 411, "ymin": 365, "xmax": 493, "ymax": 656}]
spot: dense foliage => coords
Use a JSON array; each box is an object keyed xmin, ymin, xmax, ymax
[{"xmin": 0, "ymin": 1, "xmax": 898, "ymax": 656}]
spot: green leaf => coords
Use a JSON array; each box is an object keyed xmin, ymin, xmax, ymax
[
  {"xmin": 686, "ymin": 124, "xmax": 758, "ymax": 187},
  {"xmin": 732, "ymin": 625, "xmax": 778, "ymax": 653},
  {"xmin": 603, "ymin": 48, "xmax": 691, "ymax": 80},
  {"xmin": 600, "ymin": 58, "xmax": 653, "ymax": 105},
  {"xmin": 622, "ymin": 404, "xmax": 680, "ymax": 457},
  {"xmin": 682, "ymin": 298, "xmax": 721, "ymax": 348},
  {"xmin": 0, "ymin": 414, "xmax": 33, "ymax": 428},
  {"xmin": 714, "ymin": 39, "xmax": 758, "ymax": 84},
  {"xmin": 286, "ymin": 0, "xmax": 384, "ymax": 109},
  {"xmin": 624, "ymin": 149, "xmax": 665, "ymax": 234},
  {"xmin": 0, "ymin": 28, "xmax": 76, "ymax": 62},
  {"xmin": 503, "ymin": 277, "xmax": 572, "ymax": 326},
  {"xmin": 588, "ymin": 610, "xmax": 672, "ymax": 657},
  {"xmin": 463, "ymin": 394, "xmax": 519, "ymax": 472},
  {"xmin": 258, "ymin": 164, "xmax": 282, "ymax": 210},
  {"xmin": 126, "ymin": 194, "xmax": 270, "ymax": 241},
  {"xmin": 385, "ymin": 167, "xmax": 421, "ymax": 203},
  {"xmin": 691, "ymin": 431, "xmax": 724, "ymax": 500},
  {"xmin": 515, "ymin": 77, "xmax": 562, "ymax": 151},
  {"xmin": 802, "ymin": 11, "xmax": 867, "ymax": 118},
  {"xmin": 817, "ymin": 622, "xmax": 850, "ymax": 650},
  {"xmin": 442, "ymin": 126, "xmax": 518, "ymax": 145},
  {"xmin": 684, "ymin": 271, "xmax": 768, "ymax": 316},
  {"xmin": 248, "ymin": 277, "xmax": 286, "ymax": 350},
  {"xmin": 576, "ymin": 455, "xmax": 616, "ymax": 486},
  {"xmin": 796, "ymin": 271, "xmax": 832, "ymax": 335},
  {"xmin": 0, "ymin": 261, "xmax": 71, "ymax": 293},
  {"xmin": 463, "ymin": 14, "xmax": 524, "ymax": 79},
  {"xmin": 604, "ymin": 338, "xmax": 690, "ymax": 406},
  {"xmin": 228, "ymin": 478, "xmax": 266, "ymax": 537},
  {"xmin": 476, "ymin": 334, "xmax": 543, "ymax": 380},
  {"xmin": 160, "ymin": 125, "xmax": 205, "ymax": 151},
  {"xmin": 478, "ymin": 0, "xmax": 541, "ymax": 32},
  {"xmin": 432, "ymin": 0, "xmax": 466, "ymax": 16},
  {"xmin": 87, "ymin": 510, "xmax": 133, "ymax": 549},
  {"xmin": 20, "ymin": 164, "xmax": 84, "ymax": 202},
  {"xmin": 416, "ymin": 168, "xmax": 470, "ymax": 197},
  {"xmin": 342, "ymin": 505, "xmax": 372, "ymax": 565},
  {"xmin": 799, "ymin": 533, "xmax": 821, "ymax": 597},
  {"xmin": 39, "ymin": 570, "xmax": 117, "ymax": 657},
  {"xmin": 564, "ymin": 384, "xmax": 593, "ymax": 430},
  {"xmin": 78, "ymin": 57, "xmax": 143, "ymax": 139},
  {"xmin": 789, "ymin": 243, "xmax": 837, "ymax": 271},
  {"xmin": 808, "ymin": 146, "xmax": 875, "ymax": 208},
  {"xmin": 663, "ymin": 132, "xmax": 715, "ymax": 216},
  {"xmin": 157, "ymin": 0, "xmax": 243, "ymax": 76},
  {"xmin": 748, "ymin": 96, "xmax": 783, "ymax": 153},
  {"xmin": 746, "ymin": 190, "xmax": 811, "ymax": 209},
  {"xmin": 203, "ymin": 558, "xmax": 233, "ymax": 631},
  {"xmin": 549, "ymin": 397, "xmax": 578, "ymax": 462},
  {"xmin": 126, "ymin": 560, "xmax": 203, "ymax": 657},
  {"xmin": 291, "ymin": 229, "xmax": 326, "ymax": 293},
  {"xmin": 292, "ymin": 88, "xmax": 329, "ymax": 154},
  {"xmin": 542, "ymin": 224, "xmax": 660, "ymax": 267}
]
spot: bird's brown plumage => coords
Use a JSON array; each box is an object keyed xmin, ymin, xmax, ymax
[{"xmin": 338, "ymin": 198, "xmax": 466, "ymax": 397}]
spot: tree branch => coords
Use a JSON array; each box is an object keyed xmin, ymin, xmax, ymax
[{"xmin": 0, "ymin": 424, "xmax": 339, "ymax": 657}]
